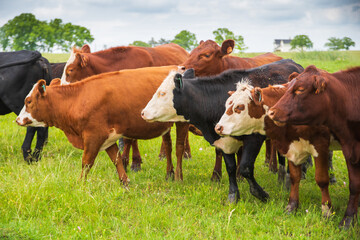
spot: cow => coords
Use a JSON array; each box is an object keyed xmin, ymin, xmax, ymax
[
  {"xmin": 215, "ymin": 80, "xmax": 342, "ymax": 218},
  {"xmin": 142, "ymin": 59, "xmax": 304, "ymax": 203},
  {"xmin": 16, "ymin": 66, "xmax": 181, "ymax": 184},
  {"xmin": 179, "ymin": 39, "xmax": 284, "ymax": 180},
  {"xmin": 0, "ymin": 50, "xmax": 51, "ymax": 163},
  {"xmin": 268, "ymin": 65, "xmax": 360, "ymax": 228},
  {"xmin": 60, "ymin": 43, "xmax": 190, "ymax": 177}
]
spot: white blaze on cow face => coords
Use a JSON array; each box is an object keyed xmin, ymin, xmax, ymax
[
  {"xmin": 216, "ymin": 81, "xmax": 267, "ymax": 136},
  {"xmin": 142, "ymin": 70, "xmax": 187, "ymax": 122},
  {"xmin": 16, "ymin": 83, "xmax": 46, "ymax": 127},
  {"xmin": 60, "ymin": 49, "xmax": 76, "ymax": 85}
]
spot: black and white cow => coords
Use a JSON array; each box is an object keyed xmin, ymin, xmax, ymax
[
  {"xmin": 142, "ymin": 59, "xmax": 304, "ymax": 202},
  {"xmin": 0, "ymin": 50, "xmax": 51, "ymax": 162}
]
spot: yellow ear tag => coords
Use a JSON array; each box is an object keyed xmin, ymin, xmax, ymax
[{"xmin": 227, "ymin": 47, "xmax": 233, "ymax": 54}]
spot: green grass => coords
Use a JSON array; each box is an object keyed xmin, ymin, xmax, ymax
[{"xmin": 1, "ymin": 51, "xmax": 359, "ymax": 239}]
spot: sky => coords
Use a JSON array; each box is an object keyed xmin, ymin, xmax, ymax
[{"xmin": 0, "ymin": 0, "xmax": 359, "ymax": 53}]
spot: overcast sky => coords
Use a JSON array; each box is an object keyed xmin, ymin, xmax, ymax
[{"xmin": 0, "ymin": 0, "xmax": 359, "ymax": 52}]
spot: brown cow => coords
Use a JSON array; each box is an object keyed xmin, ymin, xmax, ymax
[
  {"xmin": 60, "ymin": 43, "xmax": 189, "ymax": 177},
  {"xmin": 268, "ymin": 65, "xmax": 360, "ymax": 228},
  {"xmin": 16, "ymin": 66, "xmax": 178, "ymax": 184},
  {"xmin": 180, "ymin": 39, "xmax": 283, "ymax": 180},
  {"xmin": 215, "ymin": 80, "xmax": 341, "ymax": 218}
]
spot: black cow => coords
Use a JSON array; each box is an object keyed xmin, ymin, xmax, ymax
[
  {"xmin": 172, "ymin": 59, "xmax": 304, "ymax": 202},
  {"xmin": 0, "ymin": 50, "xmax": 51, "ymax": 163}
]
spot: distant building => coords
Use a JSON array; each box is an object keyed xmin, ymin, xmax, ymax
[{"xmin": 274, "ymin": 39, "xmax": 292, "ymax": 52}]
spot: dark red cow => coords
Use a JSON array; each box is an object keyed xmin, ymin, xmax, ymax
[{"xmin": 268, "ymin": 65, "xmax": 360, "ymax": 228}]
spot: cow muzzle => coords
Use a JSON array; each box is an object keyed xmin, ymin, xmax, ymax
[{"xmin": 16, "ymin": 116, "xmax": 32, "ymax": 126}]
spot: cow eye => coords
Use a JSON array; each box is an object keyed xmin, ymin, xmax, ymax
[
  {"xmin": 295, "ymin": 87, "xmax": 305, "ymax": 95},
  {"xmin": 26, "ymin": 99, "xmax": 32, "ymax": 105},
  {"xmin": 158, "ymin": 91, "xmax": 166, "ymax": 97}
]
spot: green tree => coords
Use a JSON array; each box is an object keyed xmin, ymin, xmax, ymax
[
  {"xmin": 212, "ymin": 28, "xmax": 247, "ymax": 52},
  {"xmin": 342, "ymin": 37, "xmax": 355, "ymax": 50},
  {"xmin": 290, "ymin": 35, "xmax": 313, "ymax": 51},
  {"xmin": 130, "ymin": 40, "xmax": 151, "ymax": 47},
  {"xmin": 171, "ymin": 30, "xmax": 197, "ymax": 51},
  {"xmin": 0, "ymin": 13, "xmax": 94, "ymax": 52}
]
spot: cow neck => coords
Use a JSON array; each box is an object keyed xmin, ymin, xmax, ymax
[{"xmin": 223, "ymin": 55, "xmax": 257, "ymax": 70}]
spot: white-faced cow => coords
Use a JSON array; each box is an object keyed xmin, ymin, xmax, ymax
[
  {"xmin": 60, "ymin": 44, "xmax": 190, "ymax": 177},
  {"xmin": 215, "ymin": 80, "xmax": 342, "ymax": 218},
  {"xmin": 268, "ymin": 65, "xmax": 360, "ymax": 228},
  {"xmin": 0, "ymin": 50, "xmax": 51, "ymax": 163},
  {"xmin": 142, "ymin": 59, "xmax": 304, "ymax": 203},
  {"xmin": 16, "ymin": 66, "xmax": 180, "ymax": 184}
]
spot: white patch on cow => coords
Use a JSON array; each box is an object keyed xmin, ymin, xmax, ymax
[
  {"xmin": 100, "ymin": 129, "xmax": 123, "ymax": 151},
  {"xmin": 60, "ymin": 50, "xmax": 76, "ymax": 85},
  {"xmin": 16, "ymin": 84, "xmax": 46, "ymax": 127},
  {"xmin": 142, "ymin": 70, "xmax": 187, "ymax": 122},
  {"xmin": 285, "ymin": 138, "xmax": 318, "ymax": 165},
  {"xmin": 213, "ymin": 137, "xmax": 243, "ymax": 154},
  {"xmin": 272, "ymin": 84, "xmax": 285, "ymax": 88},
  {"xmin": 217, "ymin": 80, "xmax": 267, "ymax": 136}
]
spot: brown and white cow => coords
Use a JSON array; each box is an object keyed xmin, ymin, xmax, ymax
[
  {"xmin": 268, "ymin": 65, "xmax": 360, "ymax": 228},
  {"xmin": 215, "ymin": 80, "xmax": 342, "ymax": 218},
  {"xmin": 16, "ymin": 66, "xmax": 178, "ymax": 184},
  {"xmin": 60, "ymin": 43, "xmax": 190, "ymax": 175},
  {"xmin": 179, "ymin": 39, "xmax": 284, "ymax": 179}
]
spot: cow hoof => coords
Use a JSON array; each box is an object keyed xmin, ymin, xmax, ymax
[
  {"xmin": 329, "ymin": 173, "xmax": 337, "ymax": 184},
  {"xmin": 322, "ymin": 204, "xmax": 332, "ymax": 219},
  {"xmin": 183, "ymin": 152, "xmax": 192, "ymax": 160},
  {"xmin": 211, "ymin": 171, "xmax": 221, "ymax": 182},
  {"xmin": 250, "ymin": 187, "xmax": 269, "ymax": 202},
  {"xmin": 339, "ymin": 216, "xmax": 355, "ymax": 229},
  {"xmin": 158, "ymin": 154, "xmax": 166, "ymax": 161},
  {"xmin": 285, "ymin": 201, "xmax": 298, "ymax": 214},
  {"xmin": 32, "ymin": 148, "xmax": 42, "ymax": 162},
  {"xmin": 228, "ymin": 192, "xmax": 240, "ymax": 203},
  {"xmin": 131, "ymin": 163, "xmax": 141, "ymax": 172},
  {"xmin": 166, "ymin": 171, "xmax": 175, "ymax": 181}
]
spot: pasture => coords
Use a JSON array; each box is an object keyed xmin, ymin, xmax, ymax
[{"xmin": 1, "ymin": 51, "xmax": 360, "ymax": 239}]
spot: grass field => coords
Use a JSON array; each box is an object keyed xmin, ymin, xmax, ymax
[{"xmin": 1, "ymin": 51, "xmax": 360, "ymax": 239}]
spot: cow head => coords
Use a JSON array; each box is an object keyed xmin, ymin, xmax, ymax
[
  {"xmin": 179, "ymin": 39, "xmax": 234, "ymax": 76},
  {"xmin": 16, "ymin": 80, "xmax": 48, "ymax": 127},
  {"xmin": 215, "ymin": 80, "xmax": 267, "ymax": 136},
  {"xmin": 60, "ymin": 44, "xmax": 92, "ymax": 85},
  {"xmin": 141, "ymin": 69, "xmax": 194, "ymax": 122},
  {"xmin": 269, "ymin": 65, "xmax": 330, "ymax": 125}
]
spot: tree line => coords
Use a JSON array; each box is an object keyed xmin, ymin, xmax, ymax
[{"xmin": 0, "ymin": 14, "xmax": 356, "ymax": 53}]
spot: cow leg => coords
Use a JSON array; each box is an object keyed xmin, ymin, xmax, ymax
[
  {"xmin": 313, "ymin": 153, "xmax": 331, "ymax": 218},
  {"xmin": 328, "ymin": 150, "xmax": 337, "ymax": 184},
  {"xmin": 121, "ymin": 138, "xmax": 133, "ymax": 171},
  {"xmin": 239, "ymin": 134, "xmax": 269, "ymax": 202},
  {"xmin": 33, "ymin": 127, "xmax": 49, "ymax": 162},
  {"xmin": 174, "ymin": 122, "xmax": 189, "ymax": 181},
  {"xmin": 106, "ymin": 143, "xmax": 128, "ymax": 185},
  {"xmin": 22, "ymin": 127, "xmax": 36, "ymax": 164},
  {"xmin": 162, "ymin": 130, "xmax": 174, "ymax": 180},
  {"xmin": 130, "ymin": 140, "xmax": 142, "ymax": 172},
  {"xmin": 236, "ymin": 147, "xmax": 244, "ymax": 181},
  {"xmin": 222, "ymin": 152, "xmax": 240, "ymax": 203},
  {"xmin": 79, "ymin": 138, "xmax": 102, "ymax": 181},
  {"xmin": 277, "ymin": 153, "xmax": 287, "ymax": 185},
  {"xmin": 183, "ymin": 130, "xmax": 191, "ymax": 159},
  {"xmin": 339, "ymin": 160, "xmax": 360, "ymax": 228},
  {"xmin": 265, "ymin": 139, "xmax": 271, "ymax": 164},
  {"xmin": 286, "ymin": 160, "xmax": 301, "ymax": 213},
  {"xmin": 211, "ymin": 149, "xmax": 222, "ymax": 181},
  {"xmin": 158, "ymin": 140, "xmax": 167, "ymax": 160},
  {"xmin": 268, "ymin": 141, "xmax": 278, "ymax": 173}
]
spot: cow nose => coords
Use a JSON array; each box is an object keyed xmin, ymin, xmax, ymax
[
  {"xmin": 268, "ymin": 109, "xmax": 275, "ymax": 119},
  {"xmin": 141, "ymin": 111, "xmax": 145, "ymax": 118},
  {"xmin": 178, "ymin": 66, "xmax": 186, "ymax": 73},
  {"xmin": 215, "ymin": 124, "xmax": 224, "ymax": 134}
]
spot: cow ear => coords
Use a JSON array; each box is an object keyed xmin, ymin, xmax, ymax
[
  {"xmin": 288, "ymin": 72, "xmax": 300, "ymax": 82},
  {"xmin": 313, "ymin": 76, "xmax": 326, "ymax": 94},
  {"xmin": 221, "ymin": 39, "xmax": 235, "ymax": 56},
  {"xmin": 37, "ymin": 79, "xmax": 47, "ymax": 96},
  {"xmin": 199, "ymin": 40, "xmax": 204, "ymax": 45},
  {"xmin": 252, "ymin": 87, "xmax": 263, "ymax": 106},
  {"xmin": 50, "ymin": 78, "xmax": 61, "ymax": 86},
  {"xmin": 228, "ymin": 91, "xmax": 235, "ymax": 96},
  {"xmin": 174, "ymin": 73, "xmax": 183, "ymax": 89},
  {"xmin": 183, "ymin": 68, "xmax": 195, "ymax": 79},
  {"xmin": 76, "ymin": 53, "xmax": 89, "ymax": 68},
  {"xmin": 81, "ymin": 44, "xmax": 91, "ymax": 53}
]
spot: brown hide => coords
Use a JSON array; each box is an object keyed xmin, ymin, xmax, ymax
[
  {"xmin": 64, "ymin": 43, "xmax": 189, "ymax": 83},
  {"xmin": 181, "ymin": 39, "xmax": 283, "ymax": 76},
  {"xmin": 25, "ymin": 66, "xmax": 176, "ymax": 150}
]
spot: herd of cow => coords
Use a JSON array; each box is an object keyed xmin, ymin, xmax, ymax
[{"xmin": 0, "ymin": 39, "xmax": 359, "ymax": 228}]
